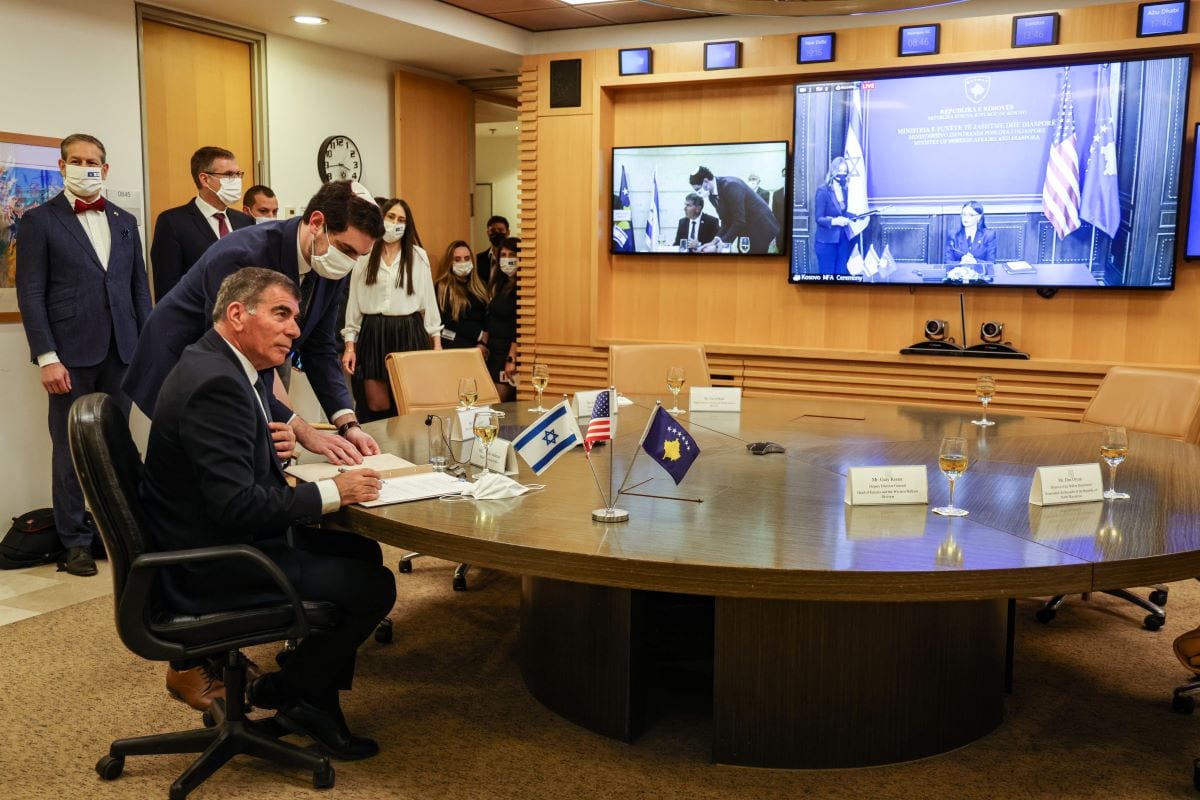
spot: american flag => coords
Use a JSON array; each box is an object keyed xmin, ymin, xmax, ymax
[
  {"xmin": 584, "ymin": 390, "xmax": 612, "ymax": 453},
  {"xmin": 1042, "ymin": 67, "xmax": 1081, "ymax": 241}
]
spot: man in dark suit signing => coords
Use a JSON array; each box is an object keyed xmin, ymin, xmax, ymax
[
  {"xmin": 141, "ymin": 267, "xmax": 395, "ymax": 761},
  {"xmin": 673, "ymin": 193, "xmax": 719, "ymax": 251},
  {"xmin": 16, "ymin": 133, "xmax": 152, "ymax": 577},
  {"xmin": 688, "ymin": 166, "xmax": 780, "ymax": 255},
  {"xmin": 150, "ymin": 146, "xmax": 254, "ymax": 301}
]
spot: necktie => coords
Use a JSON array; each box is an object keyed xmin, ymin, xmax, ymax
[
  {"xmin": 690, "ymin": 220, "xmax": 697, "ymax": 241},
  {"xmin": 213, "ymin": 212, "xmax": 229, "ymax": 238},
  {"xmin": 252, "ymin": 377, "xmax": 271, "ymax": 423},
  {"xmin": 73, "ymin": 197, "xmax": 105, "ymax": 214}
]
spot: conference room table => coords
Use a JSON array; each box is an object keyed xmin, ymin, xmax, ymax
[{"xmin": 340, "ymin": 396, "xmax": 1200, "ymax": 768}]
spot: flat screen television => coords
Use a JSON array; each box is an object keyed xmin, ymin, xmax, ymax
[
  {"xmin": 611, "ymin": 141, "xmax": 789, "ymax": 256},
  {"xmin": 1187, "ymin": 123, "xmax": 1200, "ymax": 259},
  {"xmin": 789, "ymin": 54, "xmax": 1191, "ymax": 288}
]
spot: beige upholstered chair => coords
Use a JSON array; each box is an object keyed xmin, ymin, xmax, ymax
[
  {"xmin": 608, "ymin": 343, "xmax": 711, "ymax": 397},
  {"xmin": 1039, "ymin": 366, "xmax": 1200, "ymax": 629},
  {"xmin": 384, "ymin": 349, "xmax": 501, "ymax": 590}
]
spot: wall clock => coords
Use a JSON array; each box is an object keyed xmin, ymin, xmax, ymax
[{"xmin": 318, "ymin": 135, "xmax": 362, "ymax": 182}]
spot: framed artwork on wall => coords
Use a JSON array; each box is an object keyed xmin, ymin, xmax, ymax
[{"xmin": 0, "ymin": 131, "xmax": 63, "ymax": 323}]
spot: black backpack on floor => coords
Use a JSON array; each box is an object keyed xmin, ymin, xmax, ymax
[{"xmin": 0, "ymin": 509, "xmax": 65, "ymax": 569}]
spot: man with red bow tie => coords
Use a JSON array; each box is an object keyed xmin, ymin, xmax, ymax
[{"xmin": 16, "ymin": 133, "xmax": 151, "ymax": 577}]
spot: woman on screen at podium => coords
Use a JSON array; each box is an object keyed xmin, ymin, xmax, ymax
[
  {"xmin": 813, "ymin": 157, "xmax": 856, "ymax": 275},
  {"xmin": 944, "ymin": 201, "xmax": 997, "ymax": 265}
]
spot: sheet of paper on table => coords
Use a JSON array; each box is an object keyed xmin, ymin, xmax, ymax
[
  {"xmin": 285, "ymin": 453, "xmax": 415, "ymax": 482},
  {"xmin": 360, "ymin": 470, "xmax": 467, "ymax": 507}
]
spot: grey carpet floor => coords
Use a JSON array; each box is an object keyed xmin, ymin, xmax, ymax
[{"xmin": 1, "ymin": 547, "xmax": 1198, "ymax": 799}]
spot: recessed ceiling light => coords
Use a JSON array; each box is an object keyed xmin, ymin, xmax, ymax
[
  {"xmin": 292, "ymin": 15, "xmax": 328, "ymax": 25},
  {"xmin": 561, "ymin": 0, "xmax": 620, "ymax": 5}
]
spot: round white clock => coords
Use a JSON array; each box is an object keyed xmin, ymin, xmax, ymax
[{"xmin": 318, "ymin": 135, "xmax": 362, "ymax": 183}]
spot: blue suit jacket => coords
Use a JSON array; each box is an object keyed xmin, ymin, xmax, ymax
[
  {"xmin": 813, "ymin": 183, "xmax": 854, "ymax": 246},
  {"xmin": 710, "ymin": 177, "xmax": 779, "ymax": 253},
  {"xmin": 944, "ymin": 227, "xmax": 997, "ymax": 264},
  {"xmin": 123, "ymin": 217, "xmax": 352, "ymax": 420},
  {"xmin": 150, "ymin": 200, "xmax": 254, "ymax": 302},
  {"xmin": 15, "ymin": 193, "xmax": 151, "ymax": 366}
]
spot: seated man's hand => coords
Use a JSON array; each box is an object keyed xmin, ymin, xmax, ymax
[
  {"xmin": 294, "ymin": 425, "xmax": 364, "ymax": 466},
  {"xmin": 344, "ymin": 425, "xmax": 381, "ymax": 456},
  {"xmin": 332, "ymin": 468, "xmax": 382, "ymax": 506},
  {"xmin": 269, "ymin": 421, "xmax": 297, "ymax": 463}
]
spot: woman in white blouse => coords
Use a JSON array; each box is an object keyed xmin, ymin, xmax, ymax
[{"xmin": 342, "ymin": 198, "xmax": 442, "ymax": 418}]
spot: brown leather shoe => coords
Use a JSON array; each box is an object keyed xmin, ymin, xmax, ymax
[{"xmin": 166, "ymin": 664, "xmax": 225, "ymax": 711}]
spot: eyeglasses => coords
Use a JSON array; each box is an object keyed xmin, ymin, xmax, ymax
[{"xmin": 205, "ymin": 170, "xmax": 245, "ymax": 179}]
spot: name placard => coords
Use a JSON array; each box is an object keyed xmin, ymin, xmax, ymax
[
  {"xmin": 844, "ymin": 465, "xmax": 928, "ymax": 506},
  {"xmin": 1029, "ymin": 463, "xmax": 1104, "ymax": 506},
  {"xmin": 450, "ymin": 406, "xmax": 493, "ymax": 442},
  {"xmin": 575, "ymin": 390, "xmax": 602, "ymax": 417},
  {"xmin": 689, "ymin": 386, "xmax": 742, "ymax": 412},
  {"xmin": 469, "ymin": 437, "xmax": 519, "ymax": 476}
]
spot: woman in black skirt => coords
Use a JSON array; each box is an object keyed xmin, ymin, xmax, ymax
[
  {"xmin": 342, "ymin": 198, "xmax": 442, "ymax": 419},
  {"xmin": 434, "ymin": 239, "xmax": 489, "ymax": 352},
  {"xmin": 481, "ymin": 237, "xmax": 520, "ymax": 403}
]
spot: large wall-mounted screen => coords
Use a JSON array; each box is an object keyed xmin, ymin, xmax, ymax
[{"xmin": 788, "ymin": 55, "xmax": 1191, "ymax": 288}]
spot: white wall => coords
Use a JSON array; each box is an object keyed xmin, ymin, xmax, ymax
[{"xmin": 474, "ymin": 127, "xmax": 520, "ymax": 251}]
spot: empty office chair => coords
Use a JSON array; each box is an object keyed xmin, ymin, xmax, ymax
[
  {"xmin": 385, "ymin": 349, "xmax": 500, "ymax": 589},
  {"xmin": 69, "ymin": 393, "xmax": 340, "ymax": 799},
  {"xmin": 1038, "ymin": 366, "xmax": 1200, "ymax": 630},
  {"xmin": 609, "ymin": 343, "xmax": 712, "ymax": 397}
]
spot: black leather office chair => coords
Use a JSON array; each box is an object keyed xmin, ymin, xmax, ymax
[{"xmin": 68, "ymin": 393, "xmax": 341, "ymax": 799}]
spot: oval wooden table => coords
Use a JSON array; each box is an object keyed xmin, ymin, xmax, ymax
[{"xmin": 341, "ymin": 397, "xmax": 1200, "ymax": 768}]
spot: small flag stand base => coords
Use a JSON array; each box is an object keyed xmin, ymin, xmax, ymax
[{"xmin": 592, "ymin": 507, "xmax": 629, "ymax": 523}]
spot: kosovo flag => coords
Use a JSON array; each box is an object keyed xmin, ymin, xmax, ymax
[
  {"xmin": 613, "ymin": 165, "xmax": 635, "ymax": 252},
  {"xmin": 641, "ymin": 406, "xmax": 700, "ymax": 484}
]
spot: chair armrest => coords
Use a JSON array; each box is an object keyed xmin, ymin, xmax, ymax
[{"xmin": 125, "ymin": 544, "xmax": 311, "ymax": 640}]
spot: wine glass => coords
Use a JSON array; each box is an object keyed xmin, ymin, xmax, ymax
[
  {"xmin": 529, "ymin": 363, "xmax": 550, "ymax": 412},
  {"xmin": 972, "ymin": 375, "xmax": 996, "ymax": 427},
  {"xmin": 666, "ymin": 366, "xmax": 686, "ymax": 414},
  {"xmin": 1101, "ymin": 426, "xmax": 1130, "ymax": 500},
  {"xmin": 457, "ymin": 377, "xmax": 478, "ymax": 410},
  {"xmin": 932, "ymin": 436, "xmax": 969, "ymax": 517},
  {"xmin": 473, "ymin": 410, "xmax": 502, "ymax": 477}
]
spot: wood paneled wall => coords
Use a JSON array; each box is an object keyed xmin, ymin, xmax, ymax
[{"xmin": 516, "ymin": 2, "xmax": 1200, "ymax": 418}]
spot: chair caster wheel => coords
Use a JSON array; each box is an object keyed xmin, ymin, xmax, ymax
[
  {"xmin": 202, "ymin": 708, "xmax": 217, "ymax": 727},
  {"xmin": 374, "ymin": 619, "xmax": 393, "ymax": 644},
  {"xmin": 313, "ymin": 763, "xmax": 335, "ymax": 790},
  {"xmin": 1150, "ymin": 589, "xmax": 1169, "ymax": 606},
  {"xmin": 96, "ymin": 754, "xmax": 124, "ymax": 780},
  {"xmin": 1144, "ymin": 614, "xmax": 1165, "ymax": 631},
  {"xmin": 399, "ymin": 560, "xmax": 413, "ymax": 574},
  {"xmin": 1035, "ymin": 608, "xmax": 1055, "ymax": 624},
  {"xmin": 453, "ymin": 575, "xmax": 467, "ymax": 591},
  {"xmin": 1172, "ymin": 694, "xmax": 1196, "ymax": 714}
]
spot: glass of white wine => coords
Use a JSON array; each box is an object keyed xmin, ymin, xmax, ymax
[
  {"xmin": 932, "ymin": 436, "xmax": 969, "ymax": 517},
  {"xmin": 529, "ymin": 363, "xmax": 550, "ymax": 412},
  {"xmin": 1101, "ymin": 425, "xmax": 1130, "ymax": 500},
  {"xmin": 457, "ymin": 377, "xmax": 478, "ymax": 410},
  {"xmin": 473, "ymin": 410, "xmax": 503, "ymax": 477},
  {"xmin": 666, "ymin": 366, "xmax": 686, "ymax": 414},
  {"xmin": 972, "ymin": 375, "xmax": 996, "ymax": 427}
]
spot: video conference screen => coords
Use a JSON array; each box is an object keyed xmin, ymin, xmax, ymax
[
  {"xmin": 611, "ymin": 141, "xmax": 789, "ymax": 256},
  {"xmin": 788, "ymin": 55, "xmax": 1191, "ymax": 289}
]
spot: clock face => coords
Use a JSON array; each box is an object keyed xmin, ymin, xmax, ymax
[{"xmin": 318, "ymin": 135, "xmax": 362, "ymax": 183}]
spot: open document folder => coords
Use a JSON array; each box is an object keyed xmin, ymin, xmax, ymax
[{"xmin": 285, "ymin": 454, "xmax": 465, "ymax": 507}]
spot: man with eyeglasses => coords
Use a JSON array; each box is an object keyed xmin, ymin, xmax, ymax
[{"xmin": 149, "ymin": 146, "xmax": 254, "ymax": 301}]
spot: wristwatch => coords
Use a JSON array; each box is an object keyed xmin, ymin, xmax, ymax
[{"xmin": 337, "ymin": 420, "xmax": 361, "ymax": 437}]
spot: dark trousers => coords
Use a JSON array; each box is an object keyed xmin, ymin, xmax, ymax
[
  {"xmin": 815, "ymin": 238, "xmax": 852, "ymax": 276},
  {"xmin": 48, "ymin": 340, "xmax": 130, "ymax": 548}
]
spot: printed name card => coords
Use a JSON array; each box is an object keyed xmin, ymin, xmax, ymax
[
  {"xmin": 844, "ymin": 465, "xmax": 928, "ymax": 506},
  {"xmin": 1028, "ymin": 463, "xmax": 1104, "ymax": 506},
  {"xmin": 469, "ymin": 437, "xmax": 519, "ymax": 476},
  {"xmin": 450, "ymin": 406, "xmax": 493, "ymax": 442},
  {"xmin": 575, "ymin": 390, "xmax": 602, "ymax": 417},
  {"xmin": 689, "ymin": 386, "xmax": 742, "ymax": 412}
]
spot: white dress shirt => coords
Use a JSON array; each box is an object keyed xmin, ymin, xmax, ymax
[
  {"xmin": 341, "ymin": 244, "xmax": 443, "ymax": 342},
  {"xmin": 194, "ymin": 195, "xmax": 229, "ymax": 239}
]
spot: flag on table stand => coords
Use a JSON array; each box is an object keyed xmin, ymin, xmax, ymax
[
  {"xmin": 863, "ymin": 244, "xmax": 880, "ymax": 279},
  {"xmin": 645, "ymin": 167, "xmax": 662, "ymax": 250},
  {"xmin": 1042, "ymin": 67, "xmax": 1082, "ymax": 240},
  {"xmin": 641, "ymin": 406, "xmax": 700, "ymax": 485},
  {"xmin": 844, "ymin": 87, "xmax": 870, "ymax": 240},
  {"xmin": 513, "ymin": 400, "xmax": 583, "ymax": 475},
  {"xmin": 846, "ymin": 242, "xmax": 864, "ymax": 276},
  {"xmin": 584, "ymin": 389, "xmax": 616, "ymax": 453},
  {"xmin": 878, "ymin": 244, "xmax": 896, "ymax": 278},
  {"xmin": 1080, "ymin": 63, "xmax": 1120, "ymax": 239},
  {"xmin": 613, "ymin": 166, "xmax": 635, "ymax": 252}
]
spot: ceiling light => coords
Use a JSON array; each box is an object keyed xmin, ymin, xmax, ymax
[
  {"xmin": 292, "ymin": 15, "xmax": 328, "ymax": 25},
  {"xmin": 561, "ymin": 1, "xmax": 620, "ymax": 5},
  {"xmin": 645, "ymin": 0, "xmax": 968, "ymax": 15}
]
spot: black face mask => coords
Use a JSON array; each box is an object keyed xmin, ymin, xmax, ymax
[
  {"xmin": 835, "ymin": 174, "xmax": 849, "ymax": 186},
  {"xmin": 489, "ymin": 232, "xmax": 506, "ymax": 247}
]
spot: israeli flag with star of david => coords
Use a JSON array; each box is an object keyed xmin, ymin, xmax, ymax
[{"xmin": 513, "ymin": 400, "xmax": 584, "ymax": 475}]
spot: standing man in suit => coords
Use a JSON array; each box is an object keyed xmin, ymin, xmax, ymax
[
  {"xmin": 747, "ymin": 173, "xmax": 770, "ymax": 205},
  {"xmin": 16, "ymin": 133, "xmax": 152, "ymax": 576},
  {"xmin": 688, "ymin": 166, "xmax": 780, "ymax": 254},
  {"xmin": 150, "ymin": 146, "xmax": 254, "ymax": 302},
  {"xmin": 124, "ymin": 180, "xmax": 384, "ymax": 465},
  {"xmin": 475, "ymin": 214, "xmax": 508, "ymax": 284},
  {"xmin": 673, "ymin": 193, "xmax": 719, "ymax": 251},
  {"xmin": 243, "ymin": 184, "xmax": 279, "ymax": 220},
  {"xmin": 141, "ymin": 267, "xmax": 395, "ymax": 760}
]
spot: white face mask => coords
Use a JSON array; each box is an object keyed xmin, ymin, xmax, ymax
[
  {"xmin": 499, "ymin": 257, "xmax": 518, "ymax": 276},
  {"xmin": 382, "ymin": 223, "xmax": 405, "ymax": 243},
  {"xmin": 64, "ymin": 164, "xmax": 104, "ymax": 197},
  {"xmin": 458, "ymin": 473, "xmax": 541, "ymax": 500},
  {"xmin": 452, "ymin": 261, "xmax": 473, "ymax": 277},
  {"xmin": 309, "ymin": 227, "xmax": 358, "ymax": 279},
  {"xmin": 254, "ymin": 215, "xmax": 274, "ymax": 225},
  {"xmin": 212, "ymin": 176, "xmax": 243, "ymax": 207}
]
